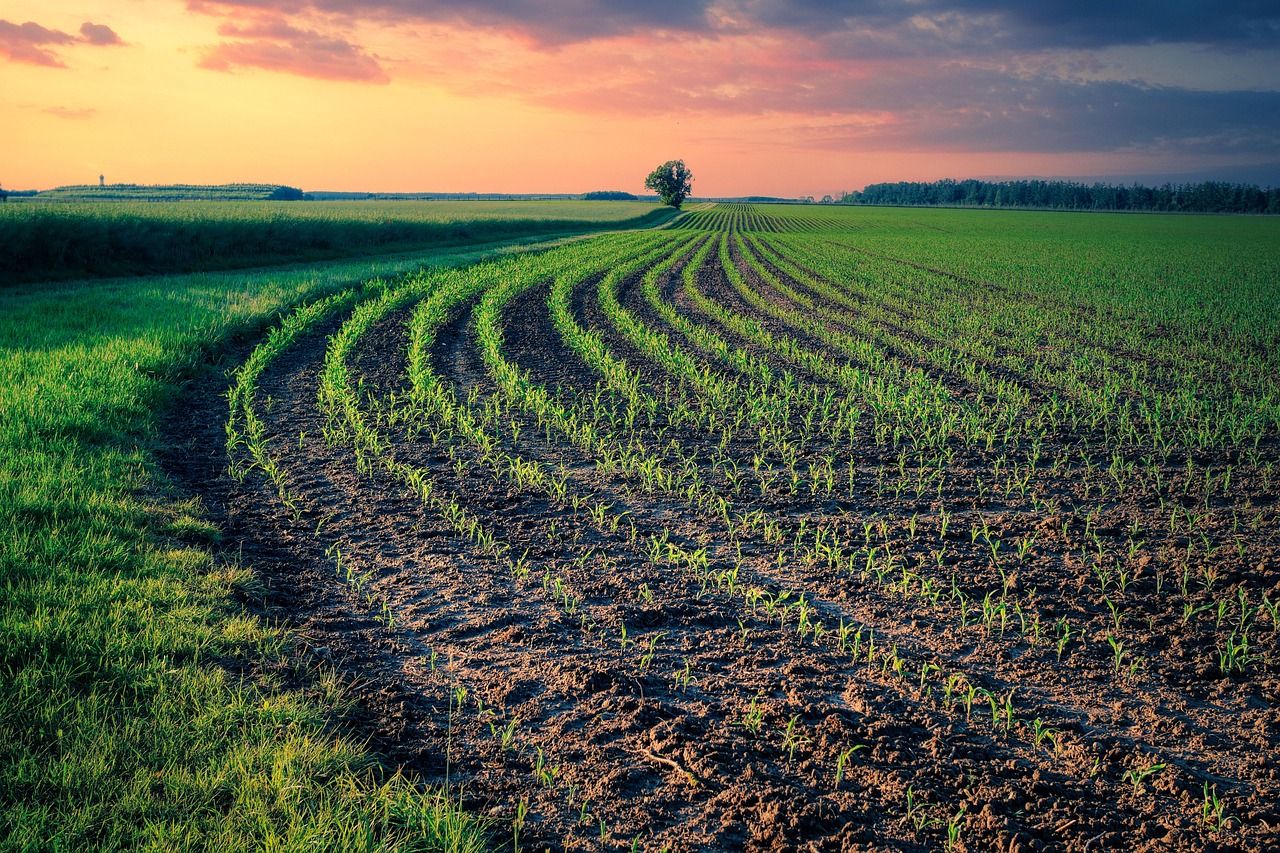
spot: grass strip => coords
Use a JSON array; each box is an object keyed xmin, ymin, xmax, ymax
[{"xmin": 0, "ymin": 247, "xmax": 562, "ymax": 851}]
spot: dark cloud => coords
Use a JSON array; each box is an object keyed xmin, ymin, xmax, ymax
[
  {"xmin": 765, "ymin": 71, "xmax": 1280, "ymax": 157},
  {"xmin": 738, "ymin": 0, "xmax": 1280, "ymax": 51},
  {"xmin": 926, "ymin": 77, "xmax": 1280, "ymax": 155},
  {"xmin": 79, "ymin": 22, "xmax": 123, "ymax": 46},
  {"xmin": 200, "ymin": 18, "xmax": 389, "ymax": 82},
  {"xmin": 0, "ymin": 19, "xmax": 125, "ymax": 66},
  {"xmin": 191, "ymin": 0, "xmax": 716, "ymax": 42},
  {"xmin": 189, "ymin": 0, "xmax": 1279, "ymax": 50},
  {"xmin": 188, "ymin": 0, "xmax": 714, "ymax": 42}
]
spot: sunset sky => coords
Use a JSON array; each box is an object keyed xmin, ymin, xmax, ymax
[{"xmin": 3, "ymin": 1, "xmax": 1278, "ymax": 196}]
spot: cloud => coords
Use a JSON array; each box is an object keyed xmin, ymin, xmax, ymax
[
  {"xmin": 0, "ymin": 19, "xmax": 124, "ymax": 66},
  {"xmin": 392, "ymin": 26, "xmax": 1280, "ymax": 159},
  {"xmin": 189, "ymin": 0, "xmax": 718, "ymax": 43},
  {"xmin": 188, "ymin": 0, "xmax": 1280, "ymax": 51},
  {"xmin": 199, "ymin": 16, "xmax": 390, "ymax": 82},
  {"xmin": 733, "ymin": 0, "xmax": 1280, "ymax": 52},
  {"xmin": 0, "ymin": 20, "xmax": 78, "ymax": 66},
  {"xmin": 79, "ymin": 22, "xmax": 123, "ymax": 46},
  {"xmin": 780, "ymin": 72, "xmax": 1280, "ymax": 158},
  {"xmin": 175, "ymin": 0, "xmax": 1279, "ymax": 165},
  {"xmin": 42, "ymin": 105, "xmax": 98, "ymax": 119}
]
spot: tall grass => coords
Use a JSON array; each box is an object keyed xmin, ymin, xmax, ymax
[
  {"xmin": 0, "ymin": 200, "xmax": 672, "ymax": 284},
  {"xmin": 0, "ymin": 246, "xmax": 538, "ymax": 851}
]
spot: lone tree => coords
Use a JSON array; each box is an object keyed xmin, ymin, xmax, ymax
[{"xmin": 644, "ymin": 160, "xmax": 694, "ymax": 209}]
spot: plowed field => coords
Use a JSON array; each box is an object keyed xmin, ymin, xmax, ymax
[{"xmin": 172, "ymin": 204, "xmax": 1280, "ymax": 852}]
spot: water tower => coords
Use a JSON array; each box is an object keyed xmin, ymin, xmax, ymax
[{"xmin": 99, "ymin": 175, "xmax": 105, "ymax": 188}]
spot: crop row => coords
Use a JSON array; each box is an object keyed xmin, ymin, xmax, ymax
[{"xmin": 221, "ymin": 206, "xmax": 1278, "ymax": 849}]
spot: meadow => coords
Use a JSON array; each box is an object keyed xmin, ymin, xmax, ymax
[{"xmin": 3, "ymin": 202, "xmax": 1278, "ymax": 851}]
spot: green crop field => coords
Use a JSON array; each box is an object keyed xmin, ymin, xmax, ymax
[
  {"xmin": 0, "ymin": 200, "xmax": 670, "ymax": 284},
  {"xmin": 3, "ymin": 202, "xmax": 1279, "ymax": 852}
]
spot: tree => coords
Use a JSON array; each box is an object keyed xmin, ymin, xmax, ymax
[{"xmin": 644, "ymin": 160, "xmax": 694, "ymax": 209}]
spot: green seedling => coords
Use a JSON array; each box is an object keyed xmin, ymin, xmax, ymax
[
  {"xmin": 737, "ymin": 698, "xmax": 765, "ymax": 736},
  {"xmin": 1122, "ymin": 762, "xmax": 1166, "ymax": 795},
  {"xmin": 781, "ymin": 715, "xmax": 811, "ymax": 767},
  {"xmin": 1202, "ymin": 783, "xmax": 1238, "ymax": 833},
  {"xmin": 833, "ymin": 744, "xmax": 868, "ymax": 790}
]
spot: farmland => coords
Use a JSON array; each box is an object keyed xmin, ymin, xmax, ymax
[
  {"xmin": 195, "ymin": 204, "xmax": 1279, "ymax": 850},
  {"xmin": 4, "ymin": 201, "xmax": 1279, "ymax": 852},
  {"xmin": 0, "ymin": 200, "xmax": 670, "ymax": 284}
]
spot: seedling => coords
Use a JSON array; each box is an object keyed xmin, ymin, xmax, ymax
[
  {"xmin": 833, "ymin": 744, "xmax": 867, "ymax": 790},
  {"xmin": 1030, "ymin": 718, "xmax": 1058, "ymax": 754},
  {"xmin": 781, "ymin": 715, "xmax": 811, "ymax": 767},
  {"xmin": 1202, "ymin": 783, "xmax": 1238, "ymax": 833},
  {"xmin": 512, "ymin": 799, "xmax": 528, "ymax": 852},
  {"xmin": 1104, "ymin": 597, "xmax": 1123, "ymax": 632},
  {"xmin": 737, "ymin": 698, "xmax": 764, "ymax": 736},
  {"xmin": 1218, "ymin": 632, "xmax": 1253, "ymax": 675},
  {"xmin": 900, "ymin": 784, "xmax": 935, "ymax": 830},
  {"xmin": 671, "ymin": 658, "xmax": 695, "ymax": 692},
  {"xmin": 1122, "ymin": 762, "xmax": 1166, "ymax": 795},
  {"xmin": 1106, "ymin": 634, "xmax": 1126, "ymax": 675},
  {"xmin": 945, "ymin": 805, "xmax": 966, "ymax": 851}
]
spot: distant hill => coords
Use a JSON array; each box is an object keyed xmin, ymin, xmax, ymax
[{"xmin": 33, "ymin": 183, "xmax": 306, "ymax": 202}]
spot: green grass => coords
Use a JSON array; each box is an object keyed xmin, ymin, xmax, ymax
[
  {"xmin": 0, "ymin": 238, "xmax": 598, "ymax": 851},
  {"xmin": 0, "ymin": 200, "xmax": 673, "ymax": 284}
]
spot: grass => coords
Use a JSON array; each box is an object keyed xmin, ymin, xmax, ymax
[
  {"xmin": 0, "ymin": 200, "xmax": 674, "ymax": 284},
  {"xmin": 0, "ymin": 235, "xmax": 615, "ymax": 851}
]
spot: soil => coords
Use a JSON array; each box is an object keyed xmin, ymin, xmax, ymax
[{"xmin": 162, "ymin": 233, "xmax": 1279, "ymax": 852}]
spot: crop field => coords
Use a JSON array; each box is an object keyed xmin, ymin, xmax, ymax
[
  {"xmin": 0, "ymin": 202, "xmax": 1217, "ymax": 853},
  {"xmin": 173, "ymin": 202, "xmax": 1280, "ymax": 852},
  {"xmin": 0, "ymin": 199, "xmax": 670, "ymax": 284}
]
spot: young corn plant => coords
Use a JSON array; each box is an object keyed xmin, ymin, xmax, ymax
[
  {"xmin": 1122, "ymin": 762, "xmax": 1166, "ymax": 796},
  {"xmin": 1202, "ymin": 783, "xmax": 1238, "ymax": 833},
  {"xmin": 781, "ymin": 715, "xmax": 811, "ymax": 768},
  {"xmin": 736, "ymin": 698, "xmax": 765, "ymax": 736},
  {"xmin": 833, "ymin": 744, "xmax": 868, "ymax": 790}
]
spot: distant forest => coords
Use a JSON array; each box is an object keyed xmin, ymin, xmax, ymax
[{"xmin": 842, "ymin": 179, "xmax": 1280, "ymax": 214}]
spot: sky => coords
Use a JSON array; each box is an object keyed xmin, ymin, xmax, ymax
[{"xmin": 2, "ymin": 1, "xmax": 1278, "ymax": 196}]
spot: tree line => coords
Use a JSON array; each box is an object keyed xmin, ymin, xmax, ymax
[{"xmin": 841, "ymin": 179, "xmax": 1280, "ymax": 214}]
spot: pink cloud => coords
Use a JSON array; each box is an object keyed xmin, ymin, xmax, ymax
[
  {"xmin": 79, "ymin": 22, "xmax": 123, "ymax": 46},
  {"xmin": 198, "ymin": 17, "xmax": 389, "ymax": 83},
  {"xmin": 0, "ymin": 20, "xmax": 77, "ymax": 66},
  {"xmin": 42, "ymin": 105, "xmax": 98, "ymax": 119},
  {"xmin": 176, "ymin": 3, "xmax": 1280, "ymax": 164},
  {"xmin": 0, "ymin": 19, "xmax": 124, "ymax": 66},
  {"xmin": 400, "ymin": 27, "xmax": 885, "ymax": 118}
]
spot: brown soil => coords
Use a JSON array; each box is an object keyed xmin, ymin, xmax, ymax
[{"xmin": 163, "ymin": 235, "xmax": 1279, "ymax": 853}]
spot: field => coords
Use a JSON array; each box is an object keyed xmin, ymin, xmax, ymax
[
  {"xmin": 3, "ymin": 202, "xmax": 1279, "ymax": 852},
  {"xmin": 188, "ymin": 204, "xmax": 1279, "ymax": 851},
  {"xmin": 0, "ymin": 200, "xmax": 669, "ymax": 284}
]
